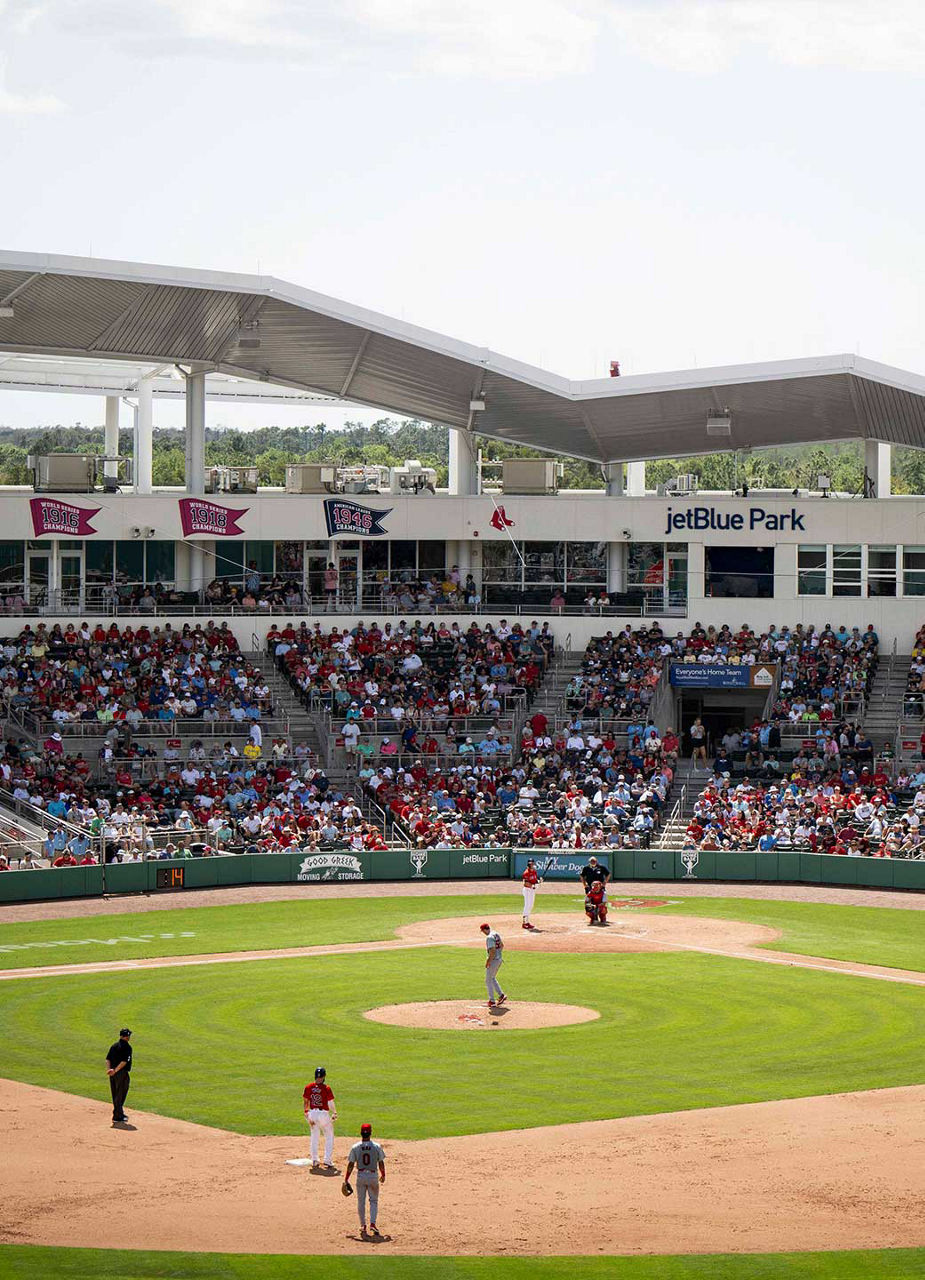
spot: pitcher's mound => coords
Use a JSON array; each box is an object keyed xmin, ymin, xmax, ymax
[{"xmin": 363, "ymin": 999, "xmax": 599, "ymax": 1030}]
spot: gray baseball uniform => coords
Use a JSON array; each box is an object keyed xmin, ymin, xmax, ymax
[
  {"xmin": 484, "ymin": 929, "xmax": 504, "ymax": 1001},
  {"xmin": 347, "ymin": 1139, "xmax": 385, "ymax": 1229}
]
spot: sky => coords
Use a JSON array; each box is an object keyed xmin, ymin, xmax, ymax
[{"xmin": 0, "ymin": 0, "xmax": 924, "ymax": 432}]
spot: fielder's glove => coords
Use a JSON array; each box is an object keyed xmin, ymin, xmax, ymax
[{"xmin": 341, "ymin": 1182, "xmax": 354, "ymax": 1197}]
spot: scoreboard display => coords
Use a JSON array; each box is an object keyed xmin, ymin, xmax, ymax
[{"xmin": 155, "ymin": 865, "xmax": 186, "ymax": 890}]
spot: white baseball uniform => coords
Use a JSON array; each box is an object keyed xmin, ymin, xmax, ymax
[{"xmin": 348, "ymin": 1138, "xmax": 386, "ymax": 1229}]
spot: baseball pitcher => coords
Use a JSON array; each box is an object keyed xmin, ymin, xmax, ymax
[{"xmin": 479, "ymin": 922, "xmax": 507, "ymax": 1006}]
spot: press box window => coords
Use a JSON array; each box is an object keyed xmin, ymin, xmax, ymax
[
  {"xmin": 903, "ymin": 547, "xmax": 925, "ymax": 597},
  {"xmin": 797, "ymin": 545, "xmax": 827, "ymax": 596},
  {"xmin": 832, "ymin": 545, "xmax": 861, "ymax": 597},
  {"xmin": 867, "ymin": 546, "xmax": 896, "ymax": 598}
]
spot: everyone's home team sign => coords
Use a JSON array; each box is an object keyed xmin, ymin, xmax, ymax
[{"xmin": 323, "ymin": 498, "xmax": 391, "ymax": 537}]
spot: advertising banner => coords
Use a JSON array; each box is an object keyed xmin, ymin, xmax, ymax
[
  {"xmin": 511, "ymin": 851, "xmax": 610, "ymax": 881},
  {"xmin": 670, "ymin": 664, "xmax": 748, "ymax": 688},
  {"xmin": 323, "ymin": 498, "xmax": 391, "ymax": 538},
  {"xmin": 178, "ymin": 498, "xmax": 248, "ymax": 538},
  {"xmin": 29, "ymin": 497, "xmax": 100, "ymax": 538}
]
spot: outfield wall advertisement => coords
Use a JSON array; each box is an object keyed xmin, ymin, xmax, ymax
[{"xmin": 0, "ymin": 848, "xmax": 922, "ymax": 905}]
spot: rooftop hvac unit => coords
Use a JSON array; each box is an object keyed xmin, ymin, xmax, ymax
[
  {"xmin": 28, "ymin": 454, "xmax": 96, "ymax": 493},
  {"xmin": 665, "ymin": 473, "xmax": 697, "ymax": 496},
  {"xmin": 389, "ymin": 460, "xmax": 437, "ymax": 495},
  {"xmin": 501, "ymin": 458, "xmax": 562, "ymax": 495},
  {"xmin": 285, "ymin": 464, "xmax": 336, "ymax": 494},
  {"xmin": 205, "ymin": 466, "xmax": 259, "ymax": 494}
]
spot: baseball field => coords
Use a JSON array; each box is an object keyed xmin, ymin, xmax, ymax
[{"xmin": 0, "ymin": 880, "xmax": 923, "ymax": 1278}]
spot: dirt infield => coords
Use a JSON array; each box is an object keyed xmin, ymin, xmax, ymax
[
  {"xmin": 2, "ymin": 909, "xmax": 925, "ymax": 986},
  {"xmin": 1, "ymin": 1077, "xmax": 923, "ymax": 1257},
  {"xmin": 364, "ymin": 999, "xmax": 600, "ymax": 1030}
]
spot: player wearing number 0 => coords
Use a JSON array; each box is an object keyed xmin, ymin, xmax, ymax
[
  {"xmin": 521, "ymin": 857, "xmax": 541, "ymax": 930},
  {"xmin": 303, "ymin": 1066, "xmax": 337, "ymax": 1169},
  {"xmin": 344, "ymin": 1122, "xmax": 386, "ymax": 1238}
]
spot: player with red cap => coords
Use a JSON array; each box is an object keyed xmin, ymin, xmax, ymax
[
  {"xmin": 479, "ymin": 922, "xmax": 507, "ymax": 1006},
  {"xmin": 344, "ymin": 1121, "xmax": 386, "ymax": 1238}
]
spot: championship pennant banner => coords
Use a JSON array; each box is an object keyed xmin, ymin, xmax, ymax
[
  {"xmin": 29, "ymin": 498, "xmax": 100, "ymax": 537},
  {"xmin": 323, "ymin": 498, "xmax": 391, "ymax": 538},
  {"xmin": 178, "ymin": 498, "xmax": 248, "ymax": 538}
]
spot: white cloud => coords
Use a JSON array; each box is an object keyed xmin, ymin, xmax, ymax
[
  {"xmin": 608, "ymin": 2, "xmax": 925, "ymax": 75},
  {"xmin": 0, "ymin": 58, "xmax": 65, "ymax": 114}
]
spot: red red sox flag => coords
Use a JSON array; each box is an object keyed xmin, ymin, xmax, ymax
[
  {"xmin": 489, "ymin": 505, "xmax": 515, "ymax": 532},
  {"xmin": 178, "ymin": 498, "xmax": 248, "ymax": 537},
  {"xmin": 30, "ymin": 498, "xmax": 100, "ymax": 537}
]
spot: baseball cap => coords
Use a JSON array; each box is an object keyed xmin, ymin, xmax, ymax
[
  {"xmin": 119, "ymin": 1028, "xmax": 132, "ymax": 1037},
  {"xmin": 479, "ymin": 922, "xmax": 490, "ymax": 931},
  {"xmin": 360, "ymin": 1122, "xmax": 372, "ymax": 1137}
]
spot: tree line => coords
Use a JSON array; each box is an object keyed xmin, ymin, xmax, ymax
[{"xmin": 1, "ymin": 418, "xmax": 924, "ymax": 494}]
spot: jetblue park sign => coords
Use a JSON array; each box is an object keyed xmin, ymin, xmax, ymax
[{"xmin": 663, "ymin": 505, "xmax": 806, "ymax": 535}]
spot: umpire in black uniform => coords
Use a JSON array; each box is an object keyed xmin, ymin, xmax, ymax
[{"xmin": 106, "ymin": 1028, "xmax": 132, "ymax": 1124}]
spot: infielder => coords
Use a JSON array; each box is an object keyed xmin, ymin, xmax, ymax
[
  {"xmin": 479, "ymin": 922, "xmax": 506, "ymax": 1006},
  {"xmin": 521, "ymin": 857, "xmax": 541, "ymax": 930},
  {"xmin": 344, "ymin": 1122, "xmax": 386, "ymax": 1237},
  {"xmin": 303, "ymin": 1066, "xmax": 337, "ymax": 1168}
]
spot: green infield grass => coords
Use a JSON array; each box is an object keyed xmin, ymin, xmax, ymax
[
  {"xmin": 2, "ymin": 1245, "xmax": 924, "ymax": 1279},
  {"xmin": 0, "ymin": 948, "xmax": 921, "ymax": 1137},
  {"xmin": 0, "ymin": 893, "xmax": 581, "ymax": 970},
  {"xmin": 651, "ymin": 897, "xmax": 925, "ymax": 972},
  {"xmin": 1, "ymin": 890, "xmax": 923, "ymax": 972}
]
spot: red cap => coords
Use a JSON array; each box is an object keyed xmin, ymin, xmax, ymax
[
  {"xmin": 360, "ymin": 1122, "xmax": 372, "ymax": 1135},
  {"xmin": 479, "ymin": 922, "xmax": 490, "ymax": 930}
]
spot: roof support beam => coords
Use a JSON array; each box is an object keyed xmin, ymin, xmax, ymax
[
  {"xmin": 0, "ymin": 273, "xmax": 42, "ymax": 311},
  {"xmin": 339, "ymin": 330, "xmax": 371, "ymax": 397}
]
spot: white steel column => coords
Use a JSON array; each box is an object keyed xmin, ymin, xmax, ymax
[
  {"xmin": 604, "ymin": 463, "xmax": 624, "ymax": 496},
  {"xmin": 448, "ymin": 428, "xmax": 477, "ymax": 496},
  {"xmin": 135, "ymin": 377, "xmax": 153, "ymax": 494},
  {"xmin": 607, "ymin": 542, "xmax": 626, "ymax": 593},
  {"xmin": 185, "ymin": 371, "xmax": 207, "ymax": 494},
  {"xmin": 864, "ymin": 439, "xmax": 891, "ymax": 497},
  {"xmin": 625, "ymin": 461, "xmax": 646, "ymax": 497},
  {"xmin": 103, "ymin": 396, "xmax": 120, "ymax": 486}
]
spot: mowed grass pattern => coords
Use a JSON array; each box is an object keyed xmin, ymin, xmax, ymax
[
  {"xmin": 653, "ymin": 897, "xmax": 925, "ymax": 973},
  {"xmin": 0, "ymin": 947, "xmax": 922, "ymax": 1138},
  {"xmin": 0, "ymin": 894, "xmax": 583, "ymax": 969},
  {"xmin": 1, "ymin": 891, "xmax": 924, "ymax": 972},
  {"xmin": 2, "ymin": 1245, "xmax": 925, "ymax": 1279}
]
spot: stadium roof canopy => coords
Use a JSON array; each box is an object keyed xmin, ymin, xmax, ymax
[
  {"xmin": 0, "ymin": 352, "xmax": 346, "ymax": 407},
  {"xmin": 1, "ymin": 249, "xmax": 925, "ymax": 464}
]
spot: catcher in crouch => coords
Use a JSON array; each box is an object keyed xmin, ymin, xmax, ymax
[
  {"xmin": 585, "ymin": 879, "xmax": 608, "ymax": 926},
  {"xmin": 343, "ymin": 1122, "xmax": 386, "ymax": 1238}
]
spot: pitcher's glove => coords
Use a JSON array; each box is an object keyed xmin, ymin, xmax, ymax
[{"xmin": 341, "ymin": 1181, "xmax": 354, "ymax": 1197}]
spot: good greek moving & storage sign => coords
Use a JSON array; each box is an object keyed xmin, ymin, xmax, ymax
[{"xmin": 663, "ymin": 505, "xmax": 806, "ymax": 534}]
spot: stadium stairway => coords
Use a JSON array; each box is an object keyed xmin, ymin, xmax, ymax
[{"xmin": 863, "ymin": 654, "xmax": 913, "ymax": 750}]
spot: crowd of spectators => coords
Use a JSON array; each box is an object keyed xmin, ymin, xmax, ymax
[
  {"xmin": 0, "ymin": 621, "xmax": 272, "ymax": 731},
  {"xmin": 272, "ymin": 618, "xmax": 554, "ymax": 725},
  {"xmin": 0, "ymin": 729, "xmax": 388, "ymax": 868},
  {"xmin": 363, "ymin": 701, "xmax": 673, "ymax": 851},
  {"xmin": 685, "ymin": 764, "xmax": 925, "ymax": 857}
]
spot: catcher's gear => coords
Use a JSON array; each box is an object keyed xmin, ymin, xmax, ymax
[
  {"xmin": 314, "ymin": 1066, "xmax": 326, "ymax": 1079},
  {"xmin": 341, "ymin": 1181, "xmax": 354, "ymax": 1197}
]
